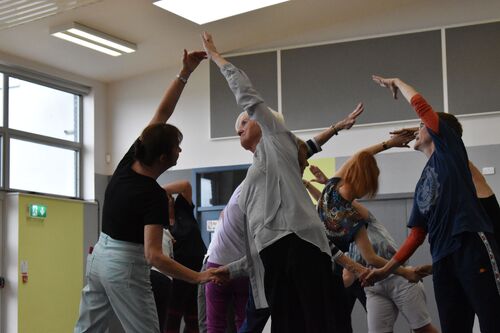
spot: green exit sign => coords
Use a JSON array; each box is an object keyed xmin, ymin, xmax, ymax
[{"xmin": 29, "ymin": 204, "xmax": 47, "ymax": 218}]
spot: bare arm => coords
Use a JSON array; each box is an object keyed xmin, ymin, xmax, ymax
[
  {"xmin": 309, "ymin": 165, "xmax": 329, "ymax": 185},
  {"xmin": 335, "ymin": 130, "xmax": 415, "ymax": 179},
  {"xmin": 303, "ymin": 179, "xmax": 323, "ymax": 201},
  {"xmin": 362, "ymin": 227, "xmax": 428, "ymax": 286},
  {"xmin": 144, "ymin": 224, "xmax": 217, "ymax": 284},
  {"xmin": 362, "ymin": 257, "xmax": 402, "ymax": 286},
  {"xmin": 162, "ymin": 180, "xmax": 193, "ymax": 204},
  {"xmin": 342, "ymin": 268, "xmax": 356, "ymax": 287},
  {"xmin": 149, "ymin": 50, "xmax": 206, "ymax": 125},
  {"xmin": 354, "ymin": 227, "xmax": 420, "ymax": 282},
  {"xmin": 335, "ymin": 253, "xmax": 369, "ymax": 280},
  {"xmin": 469, "ymin": 161, "xmax": 494, "ymax": 198},
  {"xmin": 313, "ymin": 103, "xmax": 364, "ymax": 147},
  {"xmin": 201, "ymin": 32, "xmax": 229, "ymax": 69}
]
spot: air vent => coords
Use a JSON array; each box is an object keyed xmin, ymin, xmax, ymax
[{"xmin": 0, "ymin": 0, "xmax": 101, "ymax": 31}]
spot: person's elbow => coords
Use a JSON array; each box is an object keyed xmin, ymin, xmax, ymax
[{"xmin": 144, "ymin": 247, "xmax": 163, "ymax": 267}]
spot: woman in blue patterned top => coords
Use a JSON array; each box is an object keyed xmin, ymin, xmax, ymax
[{"xmin": 305, "ymin": 132, "xmax": 437, "ymax": 333}]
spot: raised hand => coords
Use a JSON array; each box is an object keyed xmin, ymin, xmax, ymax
[
  {"xmin": 182, "ymin": 49, "xmax": 207, "ymax": 75},
  {"xmin": 390, "ymin": 127, "xmax": 419, "ymax": 136},
  {"xmin": 335, "ymin": 102, "xmax": 364, "ymax": 131},
  {"xmin": 201, "ymin": 32, "xmax": 218, "ymax": 59},
  {"xmin": 387, "ymin": 129, "xmax": 416, "ymax": 148},
  {"xmin": 309, "ymin": 165, "xmax": 329, "ymax": 184},
  {"xmin": 373, "ymin": 75, "xmax": 399, "ymax": 99}
]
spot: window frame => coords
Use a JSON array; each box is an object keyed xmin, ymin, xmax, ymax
[{"xmin": 0, "ymin": 67, "xmax": 88, "ymax": 199}]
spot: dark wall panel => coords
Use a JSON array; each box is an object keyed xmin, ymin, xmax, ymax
[
  {"xmin": 210, "ymin": 52, "xmax": 278, "ymax": 138},
  {"xmin": 281, "ymin": 31, "xmax": 443, "ymax": 130},
  {"xmin": 446, "ymin": 21, "xmax": 500, "ymax": 115}
]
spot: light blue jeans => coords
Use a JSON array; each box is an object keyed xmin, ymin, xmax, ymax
[{"xmin": 74, "ymin": 233, "xmax": 159, "ymax": 333}]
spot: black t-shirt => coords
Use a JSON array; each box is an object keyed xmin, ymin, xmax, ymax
[
  {"xmin": 171, "ymin": 194, "xmax": 207, "ymax": 270},
  {"xmin": 102, "ymin": 139, "xmax": 169, "ymax": 244}
]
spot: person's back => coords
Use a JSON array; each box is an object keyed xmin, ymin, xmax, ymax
[
  {"xmin": 208, "ymin": 184, "xmax": 246, "ymax": 265},
  {"xmin": 171, "ymin": 193, "xmax": 206, "ymax": 269},
  {"xmin": 102, "ymin": 142, "xmax": 168, "ymax": 244}
]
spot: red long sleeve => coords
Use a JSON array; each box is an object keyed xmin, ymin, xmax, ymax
[
  {"xmin": 411, "ymin": 94, "xmax": 439, "ymax": 134},
  {"xmin": 393, "ymin": 226, "xmax": 427, "ymax": 263}
]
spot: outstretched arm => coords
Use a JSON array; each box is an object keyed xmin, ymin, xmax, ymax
[
  {"xmin": 149, "ymin": 50, "xmax": 206, "ymax": 125},
  {"xmin": 303, "ymin": 179, "xmax": 323, "ymax": 201},
  {"xmin": 201, "ymin": 32, "xmax": 229, "ymax": 68},
  {"xmin": 351, "ymin": 201, "xmax": 425, "ymax": 283},
  {"xmin": 313, "ymin": 102, "xmax": 364, "ymax": 147},
  {"xmin": 202, "ymin": 32, "xmax": 282, "ymax": 134},
  {"xmin": 144, "ymin": 224, "xmax": 223, "ymax": 284},
  {"xmin": 335, "ymin": 253, "xmax": 370, "ymax": 280},
  {"xmin": 334, "ymin": 129, "xmax": 415, "ymax": 179},
  {"xmin": 354, "ymin": 227, "xmax": 424, "ymax": 283},
  {"xmin": 362, "ymin": 129, "xmax": 416, "ymax": 156},
  {"xmin": 362, "ymin": 226, "xmax": 427, "ymax": 286},
  {"xmin": 372, "ymin": 75, "xmax": 439, "ymax": 134}
]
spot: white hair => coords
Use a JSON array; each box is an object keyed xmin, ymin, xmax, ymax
[{"xmin": 234, "ymin": 107, "xmax": 285, "ymax": 132}]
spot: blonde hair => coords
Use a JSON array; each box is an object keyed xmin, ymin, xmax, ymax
[{"xmin": 234, "ymin": 107, "xmax": 284, "ymax": 132}]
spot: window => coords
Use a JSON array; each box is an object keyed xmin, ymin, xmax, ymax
[
  {"xmin": 0, "ymin": 67, "xmax": 87, "ymax": 198},
  {"xmin": 9, "ymin": 78, "xmax": 79, "ymax": 142}
]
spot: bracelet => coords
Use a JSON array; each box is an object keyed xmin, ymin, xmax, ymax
[
  {"xmin": 382, "ymin": 141, "xmax": 389, "ymax": 150},
  {"xmin": 331, "ymin": 125, "xmax": 339, "ymax": 135},
  {"xmin": 176, "ymin": 74, "xmax": 188, "ymax": 84}
]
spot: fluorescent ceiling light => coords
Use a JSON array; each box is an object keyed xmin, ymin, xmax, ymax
[
  {"xmin": 50, "ymin": 22, "xmax": 136, "ymax": 57},
  {"xmin": 52, "ymin": 32, "xmax": 121, "ymax": 57},
  {"xmin": 153, "ymin": 0, "xmax": 289, "ymax": 25}
]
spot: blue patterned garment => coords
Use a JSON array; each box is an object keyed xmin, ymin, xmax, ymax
[{"xmin": 317, "ymin": 177, "xmax": 367, "ymax": 252}]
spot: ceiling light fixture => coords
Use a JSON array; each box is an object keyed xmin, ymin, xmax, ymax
[
  {"xmin": 50, "ymin": 22, "xmax": 137, "ymax": 57},
  {"xmin": 153, "ymin": 0, "xmax": 289, "ymax": 25}
]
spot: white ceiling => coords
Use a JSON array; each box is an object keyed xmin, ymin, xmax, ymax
[{"xmin": 0, "ymin": 0, "xmax": 499, "ymax": 83}]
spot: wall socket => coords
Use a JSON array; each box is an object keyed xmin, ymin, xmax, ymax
[{"xmin": 482, "ymin": 167, "xmax": 495, "ymax": 175}]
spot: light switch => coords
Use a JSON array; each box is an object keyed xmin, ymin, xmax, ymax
[{"xmin": 482, "ymin": 167, "xmax": 495, "ymax": 175}]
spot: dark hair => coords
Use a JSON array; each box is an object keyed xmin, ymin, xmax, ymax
[
  {"xmin": 437, "ymin": 112, "xmax": 462, "ymax": 137},
  {"xmin": 133, "ymin": 123, "xmax": 183, "ymax": 166},
  {"xmin": 343, "ymin": 151, "xmax": 380, "ymax": 198}
]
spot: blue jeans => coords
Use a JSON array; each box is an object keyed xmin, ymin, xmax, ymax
[{"xmin": 74, "ymin": 233, "xmax": 159, "ymax": 333}]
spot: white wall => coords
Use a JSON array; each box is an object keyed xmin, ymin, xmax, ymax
[{"xmin": 0, "ymin": 50, "xmax": 108, "ymax": 200}]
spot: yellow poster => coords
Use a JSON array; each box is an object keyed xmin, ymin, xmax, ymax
[{"xmin": 302, "ymin": 157, "xmax": 335, "ymax": 204}]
